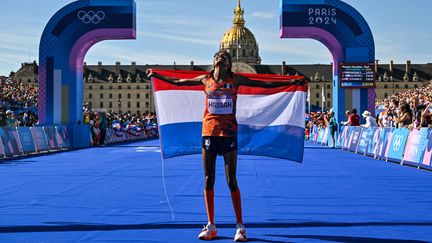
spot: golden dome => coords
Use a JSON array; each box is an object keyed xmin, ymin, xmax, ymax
[{"xmin": 220, "ymin": 0, "xmax": 261, "ymax": 64}]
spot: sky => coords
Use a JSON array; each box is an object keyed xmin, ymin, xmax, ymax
[{"xmin": 0, "ymin": 0, "xmax": 431, "ymax": 75}]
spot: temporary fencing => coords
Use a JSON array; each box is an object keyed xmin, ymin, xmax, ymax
[
  {"xmin": 0, "ymin": 125, "xmax": 159, "ymax": 159},
  {"xmin": 310, "ymin": 125, "xmax": 432, "ymax": 171}
]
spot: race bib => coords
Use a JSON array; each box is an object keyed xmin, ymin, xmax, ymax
[{"xmin": 208, "ymin": 97, "xmax": 233, "ymax": 114}]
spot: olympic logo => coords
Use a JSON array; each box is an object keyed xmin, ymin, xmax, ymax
[
  {"xmin": 77, "ymin": 10, "xmax": 105, "ymax": 24},
  {"xmin": 392, "ymin": 134, "xmax": 404, "ymax": 152}
]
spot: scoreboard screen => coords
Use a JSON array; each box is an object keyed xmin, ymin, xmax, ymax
[{"xmin": 339, "ymin": 63, "xmax": 375, "ymax": 88}]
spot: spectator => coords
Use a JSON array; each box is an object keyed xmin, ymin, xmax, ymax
[
  {"xmin": 348, "ymin": 108, "xmax": 360, "ymax": 126},
  {"xmin": 5, "ymin": 110, "xmax": 17, "ymax": 127},
  {"xmin": 361, "ymin": 110, "xmax": 378, "ymax": 128},
  {"xmin": 327, "ymin": 110, "xmax": 337, "ymax": 147},
  {"xmin": 0, "ymin": 108, "xmax": 6, "ymax": 127}
]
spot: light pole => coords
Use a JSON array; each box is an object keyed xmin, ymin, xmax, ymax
[{"xmin": 117, "ymin": 99, "xmax": 122, "ymax": 114}]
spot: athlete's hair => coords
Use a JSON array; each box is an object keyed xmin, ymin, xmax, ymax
[{"xmin": 209, "ymin": 50, "xmax": 233, "ymax": 78}]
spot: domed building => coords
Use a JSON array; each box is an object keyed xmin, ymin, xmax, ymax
[{"xmin": 220, "ymin": 0, "xmax": 261, "ymax": 67}]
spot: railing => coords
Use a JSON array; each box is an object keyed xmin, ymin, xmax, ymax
[
  {"xmin": 0, "ymin": 125, "xmax": 159, "ymax": 159},
  {"xmin": 309, "ymin": 125, "xmax": 432, "ymax": 171}
]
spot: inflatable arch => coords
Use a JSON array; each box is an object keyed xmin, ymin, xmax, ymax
[
  {"xmin": 38, "ymin": 0, "xmax": 136, "ymax": 147},
  {"xmin": 280, "ymin": 0, "xmax": 376, "ymax": 123}
]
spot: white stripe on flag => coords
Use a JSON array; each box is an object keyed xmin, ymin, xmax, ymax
[{"xmin": 155, "ymin": 90, "xmax": 305, "ymax": 128}]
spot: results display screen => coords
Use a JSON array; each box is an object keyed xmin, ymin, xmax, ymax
[{"xmin": 339, "ymin": 63, "xmax": 375, "ymax": 88}]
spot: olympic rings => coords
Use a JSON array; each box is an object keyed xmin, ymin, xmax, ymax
[{"xmin": 77, "ymin": 10, "xmax": 105, "ymax": 24}]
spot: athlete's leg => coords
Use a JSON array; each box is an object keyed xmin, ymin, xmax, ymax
[
  {"xmin": 223, "ymin": 150, "xmax": 243, "ymax": 224},
  {"xmin": 203, "ymin": 148, "xmax": 217, "ymax": 224}
]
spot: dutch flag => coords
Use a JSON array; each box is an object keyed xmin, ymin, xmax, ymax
[{"xmin": 151, "ymin": 70, "xmax": 307, "ymax": 162}]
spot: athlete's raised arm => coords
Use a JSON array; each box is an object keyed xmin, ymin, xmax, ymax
[
  {"xmin": 146, "ymin": 69, "xmax": 206, "ymax": 86},
  {"xmin": 235, "ymin": 74, "xmax": 305, "ymax": 88}
]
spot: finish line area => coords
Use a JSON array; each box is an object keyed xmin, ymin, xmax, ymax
[{"xmin": 0, "ymin": 140, "xmax": 431, "ymax": 243}]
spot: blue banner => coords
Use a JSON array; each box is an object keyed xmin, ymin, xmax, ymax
[
  {"xmin": 0, "ymin": 127, "xmax": 22, "ymax": 157},
  {"xmin": 386, "ymin": 128, "xmax": 410, "ymax": 162},
  {"xmin": 421, "ymin": 128, "xmax": 432, "ymax": 168},
  {"xmin": 357, "ymin": 127, "xmax": 378, "ymax": 155},
  {"xmin": 56, "ymin": 126, "xmax": 71, "ymax": 148},
  {"xmin": 31, "ymin": 127, "xmax": 49, "ymax": 152},
  {"xmin": 366, "ymin": 128, "xmax": 380, "ymax": 156},
  {"xmin": 375, "ymin": 128, "xmax": 393, "ymax": 159},
  {"xmin": 348, "ymin": 127, "xmax": 362, "ymax": 152},
  {"xmin": 17, "ymin": 127, "xmax": 36, "ymax": 154},
  {"xmin": 44, "ymin": 127, "xmax": 60, "ymax": 150},
  {"xmin": 402, "ymin": 128, "xmax": 428, "ymax": 165}
]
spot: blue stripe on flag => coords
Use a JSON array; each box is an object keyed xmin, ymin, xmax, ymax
[{"xmin": 160, "ymin": 122, "xmax": 304, "ymax": 162}]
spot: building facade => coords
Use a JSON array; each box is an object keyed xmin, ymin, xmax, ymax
[{"xmin": 9, "ymin": 1, "xmax": 432, "ymax": 114}]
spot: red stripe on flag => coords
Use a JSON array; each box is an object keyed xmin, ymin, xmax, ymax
[{"xmin": 151, "ymin": 69, "xmax": 308, "ymax": 94}]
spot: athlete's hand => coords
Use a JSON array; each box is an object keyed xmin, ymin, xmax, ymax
[{"xmin": 145, "ymin": 69, "xmax": 155, "ymax": 79}]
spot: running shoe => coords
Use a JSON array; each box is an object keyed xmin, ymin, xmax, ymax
[
  {"xmin": 234, "ymin": 223, "xmax": 247, "ymax": 242},
  {"xmin": 198, "ymin": 223, "xmax": 217, "ymax": 240}
]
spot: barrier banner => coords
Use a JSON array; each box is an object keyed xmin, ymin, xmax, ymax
[
  {"xmin": 421, "ymin": 128, "xmax": 432, "ymax": 168},
  {"xmin": 403, "ymin": 128, "xmax": 428, "ymax": 165},
  {"xmin": 31, "ymin": 127, "xmax": 49, "ymax": 152},
  {"xmin": 17, "ymin": 127, "xmax": 36, "ymax": 154},
  {"xmin": 0, "ymin": 137, "xmax": 5, "ymax": 158},
  {"xmin": 386, "ymin": 128, "xmax": 409, "ymax": 162},
  {"xmin": 348, "ymin": 127, "xmax": 362, "ymax": 152},
  {"xmin": 44, "ymin": 126, "xmax": 60, "ymax": 150},
  {"xmin": 356, "ymin": 128, "xmax": 367, "ymax": 154},
  {"xmin": 56, "ymin": 126, "xmax": 71, "ymax": 149},
  {"xmin": 321, "ymin": 127, "xmax": 329, "ymax": 145},
  {"xmin": 375, "ymin": 127, "xmax": 393, "ymax": 159},
  {"xmin": 366, "ymin": 128, "xmax": 380, "ymax": 156},
  {"xmin": 316, "ymin": 127, "xmax": 325, "ymax": 143},
  {"xmin": 343, "ymin": 127, "xmax": 355, "ymax": 149},
  {"xmin": 0, "ymin": 127, "xmax": 22, "ymax": 157},
  {"xmin": 337, "ymin": 126, "xmax": 349, "ymax": 148}
]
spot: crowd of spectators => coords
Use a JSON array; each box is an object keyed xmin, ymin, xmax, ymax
[
  {"xmin": 0, "ymin": 77, "xmax": 38, "ymax": 109},
  {"xmin": 375, "ymin": 85, "xmax": 432, "ymax": 129},
  {"xmin": 82, "ymin": 103, "xmax": 157, "ymax": 146}
]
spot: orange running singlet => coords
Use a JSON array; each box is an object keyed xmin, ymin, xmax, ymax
[{"xmin": 202, "ymin": 75, "xmax": 238, "ymax": 137}]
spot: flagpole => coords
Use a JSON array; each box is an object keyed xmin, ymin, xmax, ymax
[
  {"xmin": 321, "ymin": 85, "xmax": 325, "ymax": 112},
  {"xmin": 307, "ymin": 85, "xmax": 311, "ymax": 113}
]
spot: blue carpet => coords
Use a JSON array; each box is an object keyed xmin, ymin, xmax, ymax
[{"xmin": 0, "ymin": 140, "xmax": 431, "ymax": 242}]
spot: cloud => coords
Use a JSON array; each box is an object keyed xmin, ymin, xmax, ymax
[{"xmin": 251, "ymin": 10, "xmax": 278, "ymax": 20}]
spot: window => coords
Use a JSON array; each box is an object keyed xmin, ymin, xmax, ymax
[
  {"xmin": 414, "ymin": 85, "xmax": 418, "ymax": 88},
  {"xmin": 146, "ymin": 102, "xmax": 150, "ymax": 108},
  {"xmin": 316, "ymin": 101, "xmax": 319, "ymax": 106},
  {"xmin": 89, "ymin": 85, "xmax": 93, "ymax": 90},
  {"xmin": 395, "ymin": 84, "xmax": 400, "ymax": 88},
  {"xmin": 146, "ymin": 85, "xmax": 149, "ymax": 90},
  {"xmin": 405, "ymin": 84, "xmax": 409, "ymax": 88},
  {"xmin": 127, "ymin": 102, "xmax": 131, "ymax": 108},
  {"xmin": 326, "ymin": 85, "xmax": 330, "ymax": 89},
  {"xmin": 137, "ymin": 94, "xmax": 140, "ymax": 99},
  {"xmin": 315, "ymin": 93, "xmax": 319, "ymax": 98},
  {"xmin": 145, "ymin": 94, "xmax": 149, "ymax": 99},
  {"xmin": 127, "ymin": 86, "xmax": 131, "ymax": 90},
  {"xmin": 89, "ymin": 94, "xmax": 92, "ymax": 99},
  {"xmin": 109, "ymin": 86, "xmax": 113, "ymax": 90},
  {"xmin": 136, "ymin": 86, "xmax": 140, "ymax": 89},
  {"xmin": 316, "ymin": 85, "xmax": 319, "ymax": 89},
  {"xmin": 384, "ymin": 84, "xmax": 388, "ymax": 88},
  {"xmin": 127, "ymin": 94, "xmax": 131, "ymax": 99},
  {"xmin": 118, "ymin": 94, "xmax": 122, "ymax": 99},
  {"xmin": 100, "ymin": 94, "xmax": 103, "ymax": 99},
  {"xmin": 100, "ymin": 85, "xmax": 104, "ymax": 90},
  {"xmin": 118, "ymin": 85, "xmax": 122, "ymax": 89},
  {"xmin": 384, "ymin": 93, "xmax": 388, "ymax": 98},
  {"xmin": 327, "ymin": 93, "xmax": 331, "ymax": 98},
  {"xmin": 109, "ymin": 94, "xmax": 113, "ymax": 99},
  {"xmin": 99, "ymin": 102, "xmax": 103, "ymax": 108},
  {"xmin": 109, "ymin": 102, "xmax": 113, "ymax": 108},
  {"xmin": 137, "ymin": 102, "xmax": 140, "ymax": 108}
]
